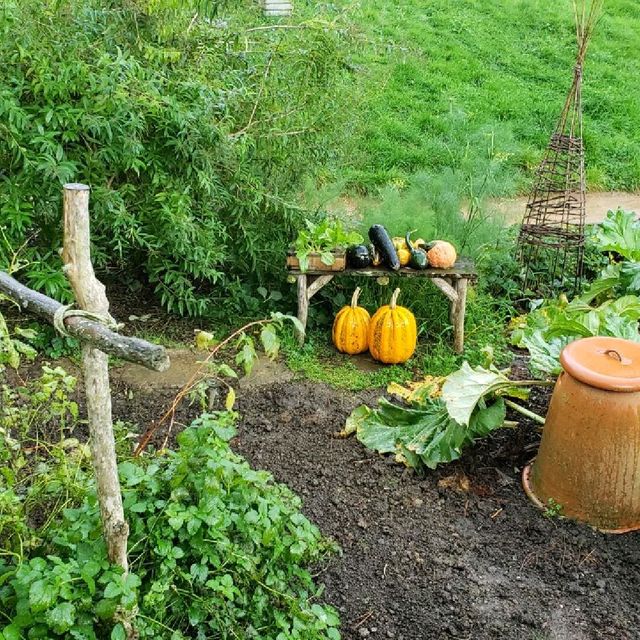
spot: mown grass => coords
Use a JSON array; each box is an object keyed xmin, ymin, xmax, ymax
[{"xmin": 332, "ymin": 0, "xmax": 640, "ymax": 193}]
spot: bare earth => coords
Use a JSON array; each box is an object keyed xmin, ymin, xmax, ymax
[
  {"xmin": 493, "ymin": 191, "xmax": 640, "ymax": 224},
  {"xmin": 333, "ymin": 192, "xmax": 640, "ymax": 226}
]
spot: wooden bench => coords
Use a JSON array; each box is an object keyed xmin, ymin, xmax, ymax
[{"xmin": 289, "ymin": 258, "xmax": 477, "ymax": 354}]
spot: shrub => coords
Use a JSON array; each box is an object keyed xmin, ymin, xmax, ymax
[
  {"xmin": 0, "ymin": 365, "xmax": 85, "ymax": 555},
  {"xmin": 1, "ymin": 407, "xmax": 341, "ymax": 639},
  {"xmin": 0, "ymin": 0, "xmax": 349, "ymax": 316}
]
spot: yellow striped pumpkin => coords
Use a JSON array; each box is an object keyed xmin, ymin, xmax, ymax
[
  {"xmin": 368, "ymin": 288, "xmax": 417, "ymax": 364},
  {"xmin": 332, "ymin": 287, "xmax": 370, "ymax": 355}
]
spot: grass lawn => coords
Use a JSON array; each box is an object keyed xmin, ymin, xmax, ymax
[{"xmin": 331, "ymin": 0, "xmax": 640, "ymax": 194}]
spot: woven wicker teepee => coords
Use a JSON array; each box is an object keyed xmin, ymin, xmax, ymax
[{"xmin": 517, "ymin": 0, "xmax": 604, "ymax": 296}]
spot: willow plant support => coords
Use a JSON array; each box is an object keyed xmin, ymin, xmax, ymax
[{"xmin": 517, "ymin": 0, "xmax": 604, "ymax": 296}]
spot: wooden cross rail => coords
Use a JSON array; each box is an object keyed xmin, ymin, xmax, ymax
[
  {"xmin": 0, "ymin": 271, "xmax": 169, "ymax": 371},
  {"xmin": 289, "ymin": 258, "xmax": 478, "ymax": 354}
]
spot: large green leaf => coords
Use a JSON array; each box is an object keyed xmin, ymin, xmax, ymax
[
  {"xmin": 347, "ymin": 395, "xmax": 507, "ymax": 471},
  {"xmin": 470, "ymin": 398, "xmax": 507, "ymax": 437},
  {"xmin": 520, "ymin": 332, "xmax": 568, "ymax": 377},
  {"xmin": 442, "ymin": 362, "xmax": 515, "ymax": 426},
  {"xmin": 596, "ymin": 209, "xmax": 640, "ymax": 261},
  {"xmin": 45, "ymin": 602, "xmax": 76, "ymax": 635},
  {"xmin": 620, "ymin": 262, "xmax": 640, "ymax": 295}
]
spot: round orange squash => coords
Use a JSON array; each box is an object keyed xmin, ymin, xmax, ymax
[
  {"xmin": 368, "ymin": 288, "xmax": 417, "ymax": 364},
  {"xmin": 426, "ymin": 241, "xmax": 457, "ymax": 269},
  {"xmin": 332, "ymin": 287, "xmax": 371, "ymax": 355}
]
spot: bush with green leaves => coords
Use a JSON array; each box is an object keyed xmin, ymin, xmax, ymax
[
  {"xmin": 0, "ymin": 365, "xmax": 85, "ymax": 557},
  {"xmin": 510, "ymin": 210, "xmax": 640, "ymax": 377},
  {"xmin": 0, "ymin": 0, "xmax": 349, "ymax": 316},
  {"xmin": 1, "ymin": 409, "xmax": 341, "ymax": 639}
]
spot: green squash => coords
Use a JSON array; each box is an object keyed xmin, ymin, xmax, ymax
[{"xmin": 405, "ymin": 231, "xmax": 428, "ymax": 270}]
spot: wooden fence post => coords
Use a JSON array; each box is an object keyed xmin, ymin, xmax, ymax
[{"xmin": 61, "ymin": 183, "xmax": 129, "ymax": 572}]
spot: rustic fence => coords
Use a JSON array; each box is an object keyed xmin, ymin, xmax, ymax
[{"xmin": 1, "ymin": 184, "xmax": 170, "ymax": 579}]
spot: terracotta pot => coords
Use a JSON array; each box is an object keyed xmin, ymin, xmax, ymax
[{"xmin": 523, "ymin": 336, "xmax": 640, "ymax": 533}]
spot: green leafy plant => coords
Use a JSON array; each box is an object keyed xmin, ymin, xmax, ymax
[
  {"xmin": 1, "ymin": 413, "xmax": 341, "ymax": 639},
  {"xmin": 0, "ymin": 557, "xmax": 138, "ymax": 640},
  {"xmin": 0, "ymin": 0, "xmax": 349, "ymax": 316},
  {"xmin": 294, "ymin": 218, "xmax": 363, "ymax": 272},
  {"xmin": 511, "ymin": 294, "xmax": 640, "ymax": 376},
  {"xmin": 341, "ymin": 363, "xmax": 546, "ymax": 470},
  {"xmin": 1, "ymin": 365, "xmax": 84, "ymax": 555},
  {"xmin": 582, "ymin": 209, "xmax": 640, "ymax": 300},
  {"xmin": 11, "ymin": 321, "xmax": 80, "ymax": 361},
  {"xmin": 543, "ymin": 498, "xmax": 564, "ymax": 519},
  {"xmin": 0, "ymin": 312, "xmax": 37, "ymax": 370},
  {"xmin": 595, "ymin": 209, "xmax": 640, "ymax": 262}
]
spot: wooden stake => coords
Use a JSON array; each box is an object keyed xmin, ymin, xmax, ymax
[{"xmin": 61, "ymin": 183, "xmax": 129, "ymax": 572}]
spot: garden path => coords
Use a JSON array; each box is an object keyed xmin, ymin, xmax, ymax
[
  {"xmin": 494, "ymin": 191, "xmax": 640, "ymax": 224},
  {"xmin": 333, "ymin": 191, "xmax": 640, "ymax": 225}
]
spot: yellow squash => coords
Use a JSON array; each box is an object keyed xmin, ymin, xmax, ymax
[
  {"xmin": 332, "ymin": 287, "xmax": 371, "ymax": 355},
  {"xmin": 392, "ymin": 236, "xmax": 407, "ymax": 251},
  {"xmin": 397, "ymin": 246, "xmax": 411, "ymax": 267},
  {"xmin": 368, "ymin": 288, "xmax": 417, "ymax": 364}
]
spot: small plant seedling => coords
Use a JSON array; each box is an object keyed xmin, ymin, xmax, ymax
[
  {"xmin": 294, "ymin": 217, "xmax": 363, "ymax": 272},
  {"xmin": 543, "ymin": 498, "xmax": 564, "ymax": 519}
]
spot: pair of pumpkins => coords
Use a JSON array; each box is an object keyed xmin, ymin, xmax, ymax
[{"xmin": 332, "ymin": 287, "xmax": 417, "ymax": 364}]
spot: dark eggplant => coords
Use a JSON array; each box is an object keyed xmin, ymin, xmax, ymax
[
  {"xmin": 347, "ymin": 244, "xmax": 372, "ymax": 268},
  {"xmin": 368, "ymin": 224, "xmax": 400, "ymax": 271}
]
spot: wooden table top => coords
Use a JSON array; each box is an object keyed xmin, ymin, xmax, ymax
[{"xmin": 287, "ymin": 257, "xmax": 477, "ymax": 279}]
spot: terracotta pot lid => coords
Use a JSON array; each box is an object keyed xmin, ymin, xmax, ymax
[{"xmin": 561, "ymin": 337, "xmax": 640, "ymax": 392}]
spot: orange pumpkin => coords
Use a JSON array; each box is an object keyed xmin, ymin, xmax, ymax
[
  {"xmin": 332, "ymin": 287, "xmax": 371, "ymax": 355},
  {"xmin": 368, "ymin": 288, "xmax": 417, "ymax": 364},
  {"xmin": 426, "ymin": 241, "xmax": 457, "ymax": 269}
]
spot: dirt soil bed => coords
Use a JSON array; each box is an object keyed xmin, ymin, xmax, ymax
[
  {"xmin": 15, "ymin": 357, "xmax": 639, "ymax": 640},
  {"xmin": 231, "ymin": 381, "xmax": 640, "ymax": 640}
]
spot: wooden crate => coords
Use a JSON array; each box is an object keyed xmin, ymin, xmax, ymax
[{"xmin": 286, "ymin": 249, "xmax": 346, "ymax": 272}]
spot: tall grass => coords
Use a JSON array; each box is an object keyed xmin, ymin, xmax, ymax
[{"xmin": 358, "ymin": 168, "xmax": 506, "ymax": 258}]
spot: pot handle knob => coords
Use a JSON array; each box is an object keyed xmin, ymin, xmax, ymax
[{"xmin": 605, "ymin": 349, "xmax": 622, "ymax": 362}]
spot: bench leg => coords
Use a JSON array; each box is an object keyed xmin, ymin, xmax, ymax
[
  {"xmin": 294, "ymin": 274, "xmax": 334, "ymax": 347},
  {"xmin": 452, "ymin": 278, "xmax": 468, "ymax": 354},
  {"xmin": 446, "ymin": 277, "xmax": 456, "ymax": 324},
  {"xmin": 296, "ymin": 274, "xmax": 308, "ymax": 346}
]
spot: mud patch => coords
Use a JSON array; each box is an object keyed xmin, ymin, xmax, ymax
[
  {"xmin": 112, "ymin": 348, "xmax": 203, "ymax": 389},
  {"xmin": 111, "ymin": 350, "xmax": 293, "ymax": 391}
]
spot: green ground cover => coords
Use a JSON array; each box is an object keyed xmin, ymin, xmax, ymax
[{"xmin": 332, "ymin": 0, "xmax": 640, "ymax": 193}]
